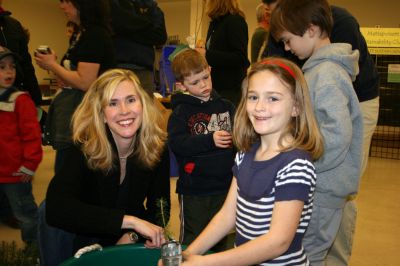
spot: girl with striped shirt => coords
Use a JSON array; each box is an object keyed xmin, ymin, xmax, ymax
[{"xmin": 179, "ymin": 58, "xmax": 324, "ymax": 266}]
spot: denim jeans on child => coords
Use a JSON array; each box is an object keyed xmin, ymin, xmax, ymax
[{"xmin": 0, "ymin": 182, "xmax": 38, "ymax": 242}]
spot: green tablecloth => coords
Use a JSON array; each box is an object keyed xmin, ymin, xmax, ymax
[{"xmin": 61, "ymin": 243, "xmax": 161, "ymax": 266}]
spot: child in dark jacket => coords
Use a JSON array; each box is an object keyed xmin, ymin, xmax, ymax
[
  {"xmin": 168, "ymin": 49, "xmax": 235, "ymax": 251},
  {"xmin": 0, "ymin": 47, "xmax": 42, "ymax": 245}
]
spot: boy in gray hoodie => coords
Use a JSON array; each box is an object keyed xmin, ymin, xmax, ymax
[{"xmin": 270, "ymin": 0, "xmax": 363, "ymax": 264}]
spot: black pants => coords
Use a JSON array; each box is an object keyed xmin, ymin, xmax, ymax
[{"xmin": 179, "ymin": 193, "xmax": 234, "ymax": 252}]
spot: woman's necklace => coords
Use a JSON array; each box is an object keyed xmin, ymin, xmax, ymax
[
  {"xmin": 118, "ymin": 145, "xmax": 134, "ymax": 161},
  {"xmin": 119, "ymin": 155, "xmax": 129, "ymax": 160}
]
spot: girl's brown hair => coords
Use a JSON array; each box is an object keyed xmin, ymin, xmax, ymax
[{"xmin": 233, "ymin": 57, "xmax": 324, "ymax": 160}]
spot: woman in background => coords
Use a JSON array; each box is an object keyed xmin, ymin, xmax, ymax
[
  {"xmin": 196, "ymin": 0, "xmax": 250, "ymax": 106},
  {"xmin": 35, "ymin": 0, "xmax": 115, "ymax": 171}
]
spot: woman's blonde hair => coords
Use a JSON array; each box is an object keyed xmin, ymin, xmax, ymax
[
  {"xmin": 233, "ymin": 57, "xmax": 324, "ymax": 160},
  {"xmin": 206, "ymin": 0, "xmax": 245, "ymax": 19},
  {"xmin": 72, "ymin": 68, "xmax": 167, "ymax": 171}
]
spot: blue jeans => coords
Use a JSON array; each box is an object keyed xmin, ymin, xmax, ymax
[
  {"xmin": 0, "ymin": 190, "xmax": 13, "ymax": 218},
  {"xmin": 38, "ymin": 201, "xmax": 99, "ymax": 266},
  {"xmin": 37, "ymin": 201, "xmax": 74, "ymax": 266},
  {"xmin": 0, "ymin": 182, "xmax": 38, "ymax": 242}
]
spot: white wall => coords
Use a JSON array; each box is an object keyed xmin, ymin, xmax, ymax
[
  {"xmin": 3, "ymin": 0, "xmax": 69, "ymax": 84},
  {"xmin": 158, "ymin": 0, "xmax": 191, "ymax": 44},
  {"xmin": 3, "ymin": 0, "xmax": 399, "ymax": 84},
  {"xmin": 160, "ymin": 0, "xmax": 400, "ymax": 59}
]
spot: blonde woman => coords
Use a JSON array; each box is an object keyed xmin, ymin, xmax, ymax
[{"xmin": 42, "ymin": 69, "xmax": 170, "ymax": 263}]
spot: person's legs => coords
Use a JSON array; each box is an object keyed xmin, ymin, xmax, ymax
[
  {"xmin": 359, "ymin": 97, "xmax": 379, "ymax": 177},
  {"xmin": 302, "ymin": 205, "xmax": 343, "ymax": 266},
  {"xmin": 37, "ymin": 201, "xmax": 75, "ymax": 266},
  {"xmin": 179, "ymin": 194, "xmax": 229, "ymax": 250},
  {"xmin": 38, "ymin": 149, "xmax": 75, "ymax": 265},
  {"xmin": 325, "ymin": 201, "xmax": 357, "ymax": 266},
  {"xmin": 325, "ymin": 97, "xmax": 379, "ymax": 266},
  {"xmin": 179, "ymin": 194, "xmax": 210, "ymax": 246},
  {"xmin": 207, "ymin": 194, "xmax": 234, "ymax": 252},
  {"xmin": 0, "ymin": 189, "xmax": 12, "ymax": 216},
  {"xmin": 0, "ymin": 190, "xmax": 20, "ymax": 228},
  {"xmin": 0, "ymin": 183, "xmax": 38, "ymax": 243}
]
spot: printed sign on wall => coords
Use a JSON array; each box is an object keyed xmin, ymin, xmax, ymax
[{"xmin": 360, "ymin": 27, "xmax": 400, "ymax": 55}]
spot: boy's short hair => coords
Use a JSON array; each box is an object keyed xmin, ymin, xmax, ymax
[
  {"xmin": 270, "ymin": 0, "xmax": 332, "ymax": 41},
  {"xmin": 171, "ymin": 49, "xmax": 209, "ymax": 82}
]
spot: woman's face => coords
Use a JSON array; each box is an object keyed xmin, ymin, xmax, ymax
[
  {"xmin": 59, "ymin": 1, "xmax": 80, "ymax": 25},
  {"xmin": 103, "ymin": 80, "xmax": 143, "ymax": 149},
  {"xmin": 66, "ymin": 26, "xmax": 74, "ymax": 39}
]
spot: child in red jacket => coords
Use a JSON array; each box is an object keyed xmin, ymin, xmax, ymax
[{"xmin": 0, "ymin": 47, "xmax": 42, "ymax": 245}]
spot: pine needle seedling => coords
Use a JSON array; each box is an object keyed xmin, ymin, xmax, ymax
[{"xmin": 156, "ymin": 197, "xmax": 174, "ymax": 241}]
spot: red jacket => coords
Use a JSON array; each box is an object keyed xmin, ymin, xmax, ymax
[{"xmin": 0, "ymin": 89, "xmax": 43, "ymax": 183}]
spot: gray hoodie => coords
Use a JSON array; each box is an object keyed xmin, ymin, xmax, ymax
[{"xmin": 303, "ymin": 43, "xmax": 363, "ymax": 208}]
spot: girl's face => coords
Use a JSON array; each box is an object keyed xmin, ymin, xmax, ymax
[
  {"xmin": 103, "ymin": 80, "xmax": 143, "ymax": 149},
  {"xmin": 0, "ymin": 56, "xmax": 16, "ymax": 89},
  {"xmin": 59, "ymin": 1, "xmax": 80, "ymax": 25},
  {"xmin": 246, "ymin": 70, "xmax": 297, "ymax": 140}
]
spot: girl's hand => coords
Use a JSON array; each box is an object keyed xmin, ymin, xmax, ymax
[
  {"xmin": 213, "ymin": 130, "xmax": 233, "ymax": 148},
  {"xmin": 181, "ymin": 254, "xmax": 204, "ymax": 266}
]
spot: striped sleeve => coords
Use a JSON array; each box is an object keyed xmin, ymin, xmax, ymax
[{"xmin": 275, "ymin": 158, "xmax": 316, "ymax": 202}]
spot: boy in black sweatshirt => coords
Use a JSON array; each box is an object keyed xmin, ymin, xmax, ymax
[{"xmin": 168, "ymin": 49, "xmax": 235, "ymax": 251}]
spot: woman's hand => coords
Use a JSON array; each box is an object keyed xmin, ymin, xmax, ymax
[
  {"xmin": 34, "ymin": 49, "xmax": 57, "ymax": 71},
  {"xmin": 122, "ymin": 215, "xmax": 166, "ymax": 248},
  {"xmin": 136, "ymin": 219, "xmax": 166, "ymax": 248}
]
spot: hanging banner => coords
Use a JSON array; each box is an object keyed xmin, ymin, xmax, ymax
[{"xmin": 360, "ymin": 27, "xmax": 400, "ymax": 55}]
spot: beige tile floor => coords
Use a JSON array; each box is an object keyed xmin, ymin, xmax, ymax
[{"xmin": 1, "ymin": 146, "xmax": 399, "ymax": 265}]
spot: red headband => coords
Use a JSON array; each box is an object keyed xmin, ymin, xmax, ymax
[{"xmin": 260, "ymin": 59, "xmax": 296, "ymax": 79}]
